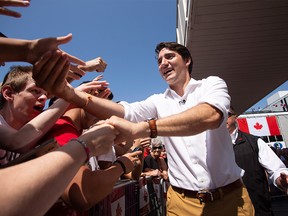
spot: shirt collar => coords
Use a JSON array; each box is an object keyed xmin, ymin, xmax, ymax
[
  {"xmin": 230, "ymin": 128, "xmax": 239, "ymax": 144},
  {"xmin": 163, "ymin": 78, "xmax": 198, "ymax": 99}
]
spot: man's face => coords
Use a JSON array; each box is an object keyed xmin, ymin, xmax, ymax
[
  {"xmin": 157, "ymin": 48, "xmax": 190, "ymax": 86},
  {"xmin": 226, "ymin": 112, "xmax": 237, "ymax": 134},
  {"xmin": 12, "ymin": 79, "xmax": 47, "ymax": 125}
]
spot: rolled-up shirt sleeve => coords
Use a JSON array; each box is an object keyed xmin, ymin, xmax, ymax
[{"xmin": 258, "ymin": 138, "xmax": 288, "ymax": 187}]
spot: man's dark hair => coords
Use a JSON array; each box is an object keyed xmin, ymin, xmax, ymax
[
  {"xmin": 155, "ymin": 42, "xmax": 193, "ymax": 76},
  {"xmin": 229, "ymin": 105, "xmax": 236, "ymax": 115}
]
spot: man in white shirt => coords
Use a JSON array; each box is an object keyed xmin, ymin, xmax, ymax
[
  {"xmin": 227, "ymin": 106, "xmax": 288, "ymax": 216},
  {"xmin": 39, "ymin": 42, "xmax": 255, "ymax": 215}
]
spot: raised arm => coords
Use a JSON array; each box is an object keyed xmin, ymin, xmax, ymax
[
  {"xmin": 67, "ymin": 57, "xmax": 107, "ymax": 83},
  {"xmin": 0, "ymin": 52, "xmax": 105, "ymax": 153},
  {"xmin": 0, "ymin": 122, "xmax": 117, "ymax": 216},
  {"xmin": 61, "ymin": 150, "xmax": 141, "ymax": 210},
  {"xmin": 34, "ymin": 66, "xmax": 125, "ymax": 119},
  {"xmin": 105, "ymin": 103, "xmax": 223, "ymax": 144},
  {"xmin": 0, "ymin": 34, "xmax": 84, "ymax": 66}
]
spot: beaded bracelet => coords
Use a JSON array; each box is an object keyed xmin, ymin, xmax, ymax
[
  {"xmin": 113, "ymin": 159, "xmax": 127, "ymax": 174},
  {"xmin": 71, "ymin": 138, "xmax": 90, "ymax": 163},
  {"xmin": 81, "ymin": 94, "xmax": 92, "ymax": 109}
]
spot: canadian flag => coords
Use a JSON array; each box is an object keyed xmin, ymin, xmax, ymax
[
  {"xmin": 110, "ymin": 187, "xmax": 125, "ymax": 216},
  {"xmin": 237, "ymin": 116, "xmax": 280, "ymax": 136}
]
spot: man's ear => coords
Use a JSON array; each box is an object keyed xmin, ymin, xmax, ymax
[
  {"xmin": 1, "ymin": 86, "xmax": 15, "ymax": 102},
  {"xmin": 185, "ymin": 57, "xmax": 191, "ymax": 67}
]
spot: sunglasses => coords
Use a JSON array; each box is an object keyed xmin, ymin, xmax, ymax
[
  {"xmin": 152, "ymin": 146, "xmax": 163, "ymax": 150},
  {"xmin": 228, "ymin": 112, "xmax": 236, "ymax": 117}
]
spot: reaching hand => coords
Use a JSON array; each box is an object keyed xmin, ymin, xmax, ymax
[
  {"xmin": 139, "ymin": 137, "xmax": 151, "ymax": 149},
  {"xmin": 0, "ymin": 0, "xmax": 30, "ymax": 18},
  {"xmin": 67, "ymin": 64, "xmax": 86, "ymax": 81},
  {"xmin": 80, "ymin": 123, "xmax": 118, "ymax": 157},
  {"xmin": 150, "ymin": 169, "xmax": 161, "ymax": 177},
  {"xmin": 116, "ymin": 151, "xmax": 142, "ymax": 174},
  {"xmin": 276, "ymin": 173, "xmax": 288, "ymax": 193},
  {"xmin": 66, "ymin": 57, "xmax": 107, "ymax": 82},
  {"xmin": 32, "ymin": 51, "xmax": 71, "ymax": 99},
  {"xmin": 76, "ymin": 78, "xmax": 109, "ymax": 94},
  {"xmin": 78, "ymin": 57, "xmax": 107, "ymax": 72},
  {"xmin": 105, "ymin": 116, "xmax": 143, "ymax": 144},
  {"xmin": 27, "ymin": 33, "xmax": 85, "ymax": 66}
]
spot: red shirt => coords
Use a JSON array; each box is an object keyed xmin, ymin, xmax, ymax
[
  {"xmin": 40, "ymin": 116, "xmax": 81, "ymax": 146},
  {"xmin": 40, "ymin": 116, "xmax": 87, "ymax": 216}
]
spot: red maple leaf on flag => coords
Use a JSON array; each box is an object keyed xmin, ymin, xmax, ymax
[
  {"xmin": 144, "ymin": 190, "xmax": 148, "ymax": 202},
  {"xmin": 254, "ymin": 122, "xmax": 263, "ymax": 130},
  {"xmin": 115, "ymin": 202, "xmax": 122, "ymax": 216}
]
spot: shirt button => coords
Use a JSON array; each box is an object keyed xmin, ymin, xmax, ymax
[
  {"xmin": 192, "ymin": 160, "xmax": 197, "ymax": 164},
  {"xmin": 199, "ymin": 179, "xmax": 205, "ymax": 183}
]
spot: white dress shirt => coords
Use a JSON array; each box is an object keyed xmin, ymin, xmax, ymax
[
  {"xmin": 121, "ymin": 76, "xmax": 244, "ymax": 190},
  {"xmin": 231, "ymin": 128, "xmax": 288, "ymax": 187}
]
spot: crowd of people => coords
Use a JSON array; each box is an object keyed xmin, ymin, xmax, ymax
[{"xmin": 1, "ymin": 1, "xmax": 288, "ymax": 216}]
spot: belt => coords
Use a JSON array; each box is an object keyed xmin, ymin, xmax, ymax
[{"xmin": 172, "ymin": 179, "xmax": 243, "ymax": 204}]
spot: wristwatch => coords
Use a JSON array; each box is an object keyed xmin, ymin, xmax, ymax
[{"xmin": 146, "ymin": 118, "xmax": 158, "ymax": 138}]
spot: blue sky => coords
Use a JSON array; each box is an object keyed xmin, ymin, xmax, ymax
[
  {"xmin": 247, "ymin": 80, "xmax": 288, "ymax": 112},
  {"xmin": 1, "ymin": 0, "xmax": 287, "ymax": 112},
  {"xmin": 1, "ymin": 0, "xmax": 175, "ymax": 104}
]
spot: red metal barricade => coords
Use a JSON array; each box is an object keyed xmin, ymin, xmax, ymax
[{"xmin": 89, "ymin": 177, "xmax": 169, "ymax": 216}]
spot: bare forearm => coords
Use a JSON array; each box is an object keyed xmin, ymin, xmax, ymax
[
  {"xmin": 0, "ymin": 37, "xmax": 31, "ymax": 63},
  {"xmin": 157, "ymin": 103, "xmax": 223, "ymax": 137},
  {"xmin": 5, "ymin": 99, "xmax": 70, "ymax": 153},
  {"xmin": 0, "ymin": 141, "xmax": 86, "ymax": 216},
  {"xmin": 130, "ymin": 159, "xmax": 143, "ymax": 180},
  {"xmin": 62, "ymin": 165, "xmax": 124, "ymax": 210},
  {"xmin": 65, "ymin": 89, "xmax": 125, "ymax": 120},
  {"xmin": 107, "ymin": 103, "xmax": 224, "ymax": 144}
]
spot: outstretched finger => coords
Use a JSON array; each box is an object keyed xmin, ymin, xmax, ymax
[
  {"xmin": 61, "ymin": 49, "xmax": 85, "ymax": 66},
  {"xmin": 45, "ymin": 52, "xmax": 69, "ymax": 86},
  {"xmin": 93, "ymin": 74, "xmax": 104, "ymax": 81},
  {"xmin": 55, "ymin": 33, "xmax": 72, "ymax": 46},
  {"xmin": 32, "ymin": 51, "xmax": 53, "ymax": 85},
  {"xmin": 55, "ymin": 33, "xmax": 85, "ymax": 65},
  {"xmin": 130, "ymin": 150, "xmax": 142, "ymax": 158},
  {"xmin": 0, "ymin": 7, "xmax": 21, "ymax": 17},
  {"xmin": 69, "ymin": 64, "xmax": 86, "ymax": 79},
  {"xmin": 0, "ymin": 0, "xmax": 30, "ymax": 7}
]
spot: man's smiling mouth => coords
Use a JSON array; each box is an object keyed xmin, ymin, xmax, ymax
[{"xmin": 163, "ymin": 69, "xmax": 173, "ymax": 76}]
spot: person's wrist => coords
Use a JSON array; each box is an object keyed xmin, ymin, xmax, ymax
[
  {"xmin": 145, "ymin": 118, "xmax": 158, "ymax": 138},
  {"xmin": 70, "ymin": 138, "xmax": 90, "ymax": 164},
  {"xmin": 69, "ymin": 139, "xmax": 90, "ymax": 164},
  {"xmin": 26, "ymin": 39, "xmax": 38, "ymax": 63},
  {"xmin": 113, "ymin": 159, "xmax": 127, "ymax": 175},
  {"xmin": 137, "ymin": 121, "xmax": 151, "ymax": 139},
  {"xmin": 15, "ymin": 39, "xmax": 32, "ymax": 63},
  {"xmin": 66, "ymin": 89, "xmax": 90, "ymax": 108},
  {"xmin": 81, "ymin": 93, "xmax": 92, "ymax": 108},
  {"xmin": 52, "ymin": 84, "xmax": 77, "ymax": 105}
]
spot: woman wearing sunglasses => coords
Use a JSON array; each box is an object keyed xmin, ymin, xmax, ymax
[{"xmin": 142, "ymin": 138, "xmax": 169, "ymax": 181}]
